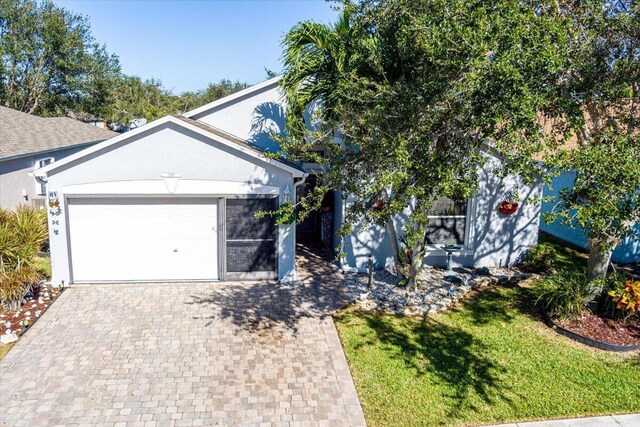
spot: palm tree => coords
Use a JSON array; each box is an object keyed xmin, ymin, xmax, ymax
[
  {"xmin": 280, "ymin": 9, "xmax": 357, "ymax": 140},
  {"xmin": 280, "ymin": 10, "xmax": 408, "ymax": 277}
]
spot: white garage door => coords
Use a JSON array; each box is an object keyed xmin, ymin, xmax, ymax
[{"xmin": 68, "ymin": 197, "xmax": 219, "ymax": 282}]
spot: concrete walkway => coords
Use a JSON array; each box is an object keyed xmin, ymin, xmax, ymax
[
  {"xmin": 486, "ymin": 413, "xmax": 640, "ymax": 427},
  {"xmin": 0, "ymin": 247, "xmax": 365, "ymax": 426}
]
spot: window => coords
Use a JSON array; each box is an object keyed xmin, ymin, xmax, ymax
[
  {"xmin": 34, "ymin": 157, "xmax": 53, "ymax": 195},
  {"xmin": 425, "ymin": 197, "xmax": 468, "ymax": 245}
]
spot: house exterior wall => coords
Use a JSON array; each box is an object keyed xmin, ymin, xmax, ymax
[
  {"xmin": 0, "ymin": 145, "xmax": 91, "ymax": 210},
  {"xmin": 45, "ymin": 122, "xmax": 296, "ymax": 285},
  {"xmin": 191, "ymin": 82, "xmax": 286, "ymax": 153},
  {"xmin": 541, "ymin": 171, "xmax": 640, "ymax": 264},
  {"xmin": 336, "ymin": 153, "xmax": 542, "ymax": 270},
  {"xmin": 190, "ymin": 80, "xmax": 544, "ymax": 270}
]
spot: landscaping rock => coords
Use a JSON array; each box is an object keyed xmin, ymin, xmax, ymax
[
  {"xmin": 0, "ymin": 333, "xmax": 18, "ymax": 344},
  {"xmin": 342, "ymin": 263, "xmax": 528, "ymax": 316},
  {"xmin": 474, "ymin": 266, "xmax": 491, "ymax": 276}
]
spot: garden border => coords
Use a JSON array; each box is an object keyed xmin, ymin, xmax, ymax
[{"xmin": 541, "ymin": 307, "xmax": 640, "ymax": 352}]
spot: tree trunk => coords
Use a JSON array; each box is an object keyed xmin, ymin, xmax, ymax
[
  {"xmin": 586, "ymin": 237, "xmax": 618, "ymax": 304},
  {"xmin": 406, "ymin": 234, "xmax": 427, "ymax": 290},
  {"xmin": 586, "ymin": 238, "xmax": 616, "ymax": 281},
  {"xmin": 386, "ymin": 215, "xmax": 404, "ymax": 281}
]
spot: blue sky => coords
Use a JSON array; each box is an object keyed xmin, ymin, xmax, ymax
[{"xmin": 55, "ymin": 1, "xmax": 338, "ymax": 94}]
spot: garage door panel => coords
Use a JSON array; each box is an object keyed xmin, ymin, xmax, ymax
[{"xmin": 68, "ymin": 197, "xmax": 219, "ymax": 282}]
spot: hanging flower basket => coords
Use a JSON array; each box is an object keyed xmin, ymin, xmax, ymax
[{"xmin": 498, "ymin": 200, "xmax": 519, "ymax": 215}]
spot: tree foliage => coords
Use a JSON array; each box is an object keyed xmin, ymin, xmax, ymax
[
  {"xmin": 541, "ymin": 0, "xmax": 639, "ymax": 280},
  {"xmin": 282, "ymin": 0, "xmax": 639, "ymax": 286},
  {"xmin": 0, "ymin": 0, "xmax": 249, "ymax": 124},
  {"xmin": 281, "ymin": 0, "xmax": 577, "ymax": 287},
  {"xmin": 0, "ymin": 0, "xmax": 120, "ymax": 115}
]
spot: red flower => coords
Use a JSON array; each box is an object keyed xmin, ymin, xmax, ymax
[{"xmin": 498, "ymin": 201, "xmax": 518, "ymax": 215}]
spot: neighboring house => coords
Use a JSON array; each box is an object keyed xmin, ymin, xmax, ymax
[
  {"xmin": 35, "ymin": 76, "xmax": 542, "ymax": 286},
  {"xmin": 0, "ymin": 106, "xmax": 117, "ymax": 210},
  {"xmin": 541, "ymin": 171, "xmax": 639, "ymax": 264}
]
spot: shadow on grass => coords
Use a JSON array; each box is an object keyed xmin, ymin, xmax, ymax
[
  {"xmin": 461, "ymin": 286, "xmax": 517, "ymax": 326},
  {"xmin": 344, "ymin": 307, "xmax": 516, "ymax": 417},
  {"xmin": 538, "ymin": 233, "xmax": 588, "ymax": 274}
]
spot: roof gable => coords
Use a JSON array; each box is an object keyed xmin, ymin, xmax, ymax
[
  {"xmin": 33, "ymin": 115, "xmax": 305, "ymax": 178},
  {"xmin": 185, "ymin": 76, "xmax": 283, "ymax": 120}
]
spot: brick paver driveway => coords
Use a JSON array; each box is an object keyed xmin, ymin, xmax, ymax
[{"xmin": 0, "ymin": 248, "xmax": 365, "ymax": 426}]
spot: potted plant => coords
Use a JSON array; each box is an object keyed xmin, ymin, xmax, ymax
[{"xmin": 498, "ymin": 192, "xmax": 519, "ymax": 215}]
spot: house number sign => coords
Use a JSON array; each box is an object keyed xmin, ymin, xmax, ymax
[{"xmin": 48, "ymin": 191, "xmax": 62, "ymax": 235}]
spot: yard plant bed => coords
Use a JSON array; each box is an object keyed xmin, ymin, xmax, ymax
[
  {"xmin": 548, "ymin": 310, "xmax": 640, "ymax": 350},
  {"xmin": 334, "ymin": 285, "xmax": 640, "ymax": 427},
  {"xmin": 0, "ymin": 283, "xmax": 63, "ymax": 341}
]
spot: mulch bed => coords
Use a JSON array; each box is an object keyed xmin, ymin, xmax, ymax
[
  {"xmin": 555, "ymin": 312, "xmax": 640, "ymax": 347},
  {"xmin": 0, "ymin": 284, "xmax": 63, "ymax": 339}
]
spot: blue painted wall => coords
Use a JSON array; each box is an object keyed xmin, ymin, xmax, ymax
[{"xmin": 541, "ymin": 171, "xmax": 640, "ymax": 263}]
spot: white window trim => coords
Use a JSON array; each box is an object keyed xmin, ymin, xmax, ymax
[
  {"xmin": 424, "ymin": 197, "xmax": 475, "ymax": 256},
  {"xmin": 34, "ymin": 156, "xmax": 54, "ymax": 195}
]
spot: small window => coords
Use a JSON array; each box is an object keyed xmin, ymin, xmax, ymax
[
  {"xmin": 425, "ymin": 197, "xmax": 468, "ymax": 245},
  {"xmin": 34, "ymin": 157, "xmax": 53, "ymax": 195}
]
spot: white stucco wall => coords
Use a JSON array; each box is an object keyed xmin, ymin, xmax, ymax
[
  {"xmin": 189, "ymin": 79, "xmax": 543, "ymax": 270},
  {"xmin": 45, "ymin": 122, "xmax": 297, "ymax": 285},
  {"xmin": 191, "ymin": 82, "xmax": 286, "ymax": 153},
  {"xmin": 0, "ymin": 145, "xmax": 93, "ymax": 209},
  {"xmin": 338, "ymin": 153, "xmax": 542, "ymax": 270}
]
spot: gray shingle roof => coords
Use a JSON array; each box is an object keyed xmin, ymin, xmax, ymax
[{"xmin": 0, "ymin": 106, "xmax": 118, "ymax": 160}]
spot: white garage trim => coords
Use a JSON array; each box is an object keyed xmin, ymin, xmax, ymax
[
  {"xmin": 63, "ymin": 180, "xmax": 281, "ymax": 197},
  {"xmin": 66, "ymin": 197, "xmax": 222, "ymax": 283}
]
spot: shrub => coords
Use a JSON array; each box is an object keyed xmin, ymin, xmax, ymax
[
  {"xmin": 0, "ymin": 205, "xmax": 49, "ymax": 311},
  {"xmin": 607, "ymin": 279, "xmax": 640, "ymax": 321},
  {"xmin": 521, "ymin": 243, "xmax": 558, "ymax": 273},
  {"xmin": 531, "ymin": 270, "xmax": 592, "ymax": 319}
]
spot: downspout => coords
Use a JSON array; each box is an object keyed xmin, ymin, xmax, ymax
[
  {"xmin": 293, "ymin": 174, "xmax": 308, "ymax": 198},
  {"xmin": 28, "ymin": 171, "xmax": 48, "ymax": 192}
]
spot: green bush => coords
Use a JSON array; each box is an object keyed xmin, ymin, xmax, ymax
[
  {"xmin": 595, "ymin": 271, "xmax": 639, "ymax": 320},
  {"xmin": 0, "ymin": 205, "xmax": 49, "ymax": 311},
  {"xmin": 521, "ymin": 243, "xmax": 558, "ymax": 273},
  {"xmin": 531, "ymin": 270, "xmax": 592, "ymax": 319},
  {"xmin": 33, "ymin": 255, "xmax": 52, "ymax": 280}
]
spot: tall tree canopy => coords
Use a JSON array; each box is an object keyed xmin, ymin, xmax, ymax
[
  {"xmin": 281, "ymin": 0, "xmax": 577, "ymax": 287},
  {"xmin": 283, "ymin": 0, "xmax": 640, "ymax": 288},
  {"xmin": 542, "ymin": 0, "xmax": 639, "ymax": 282},
  {"xmin": 0, "ymin": 0, "xmax": 120, "ymax": 115},
  {"xmin": 0, "ymin": 0, "xmax": 249, "ymax": 124}
]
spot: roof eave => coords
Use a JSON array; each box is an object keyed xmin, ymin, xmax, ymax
[
  {"xmin": 0, "ymin": 139, "xmax": 106, "ymax": 163},
  {"xmin": 184, "ymin": 75, "xmax": 283, "ymax": 119},
  {"xmin": 34, "ymin": 115, "xmax": 305, "ymax": 178}
]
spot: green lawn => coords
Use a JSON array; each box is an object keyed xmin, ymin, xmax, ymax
[
  {"xmin": 536, "ymin": 233, "xmax": 589, "ymax": 274},
  {"xmin": 335, "ymin": 246, "xmax": 640, "ymax": 426}
]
